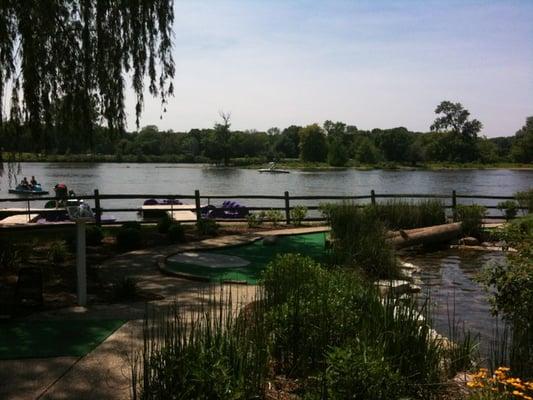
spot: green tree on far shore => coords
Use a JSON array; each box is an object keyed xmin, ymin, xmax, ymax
[
  {"xmin": 299, "ymin": 124, "xmax": 328, "ymax": 162},
  {"xmin": 430, "ymin": 101, "xmax": 482, "ymax": 162},
  {"xmin": 511, "ymin": 116, "xmax": 533, "ymax": 163}
]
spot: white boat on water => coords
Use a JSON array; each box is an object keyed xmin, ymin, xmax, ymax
[{"xmin": 258, "ymin": 162, "xmax": 290, "ymax": 174}]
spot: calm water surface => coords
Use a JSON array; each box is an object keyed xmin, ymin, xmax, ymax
[
  {"xmin": 1, "ymin": 163, "xmax": 531, "ymax": 213},
  {"xmin": 408, "ymin": 249, "xmax": 508, "ymax": 360}
]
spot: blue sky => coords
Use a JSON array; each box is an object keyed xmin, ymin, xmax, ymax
[{"xmin": 128, "ymin": 0, "xmax": 533, "ymax": 137}]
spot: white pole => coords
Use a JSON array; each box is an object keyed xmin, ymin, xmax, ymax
[{"xmin": 76, "ymin": 221, "xmax": 87, "ymax": 306}]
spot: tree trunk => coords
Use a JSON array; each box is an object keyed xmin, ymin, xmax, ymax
[{"xmin": 389, "ymin": 222, "xmax": 462, "ymax": 249}]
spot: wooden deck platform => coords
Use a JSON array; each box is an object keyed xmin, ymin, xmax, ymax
[{"xmin": 141, "ymin": 204, "xmax": 198, "ymax": 222}]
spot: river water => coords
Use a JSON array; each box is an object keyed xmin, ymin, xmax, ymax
[{"xmin": 1, "ymin": 163, "xmax": 532, "ymax": 214}]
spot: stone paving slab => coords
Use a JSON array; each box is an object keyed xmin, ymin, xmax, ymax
[{"xmin": 0, "ymin": 356, "xmax": 78, "ymax": 400}]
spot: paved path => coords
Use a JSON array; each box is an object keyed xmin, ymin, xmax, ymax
[{"xmin": 1, "ymin": 226, "xmax": 327, "ymax": 400}]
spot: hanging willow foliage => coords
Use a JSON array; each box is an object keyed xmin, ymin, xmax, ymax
[{"xmin": 0, "ymin": 0, "xmax": 174, "ymax": 152}]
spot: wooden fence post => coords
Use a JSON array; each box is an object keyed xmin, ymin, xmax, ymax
[
  {"xmin": 370, "ymin": 190, "xmax": 376, "ymax": 205},
  {"xmin": 452, "ymin": 190, "xmax": 457, "ymax": 220},
  {"xmin": 195, "ymin": 190, "xmax": 202, "ymax": 221},
  {"xmin": 284, "ymin": 191, "xmax": 291, "ymax": 225},
  {"xmin": 94, "ymin": 189, "xmax": 101, "ymax": 226}
]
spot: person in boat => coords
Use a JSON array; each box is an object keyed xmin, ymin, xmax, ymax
[
  {"xmin": 20, "ymin": 177, "xmax": 30, "ymax": 189},
  {"xmin": 30, "ymin": 176, "xmax": 38, "ymax": 188}
]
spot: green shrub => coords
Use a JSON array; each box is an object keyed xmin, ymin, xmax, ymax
[
  {"xmin": 479, "ymin": 215, "xmax": 533, "ymax": 377},
  {"xmin": 324, "ymin": 344, "xmax": 403, "ymax": 400},
  {"xmin": 157, "ymin": 214, "xmax": 173, "ymax": 234},
  {"xmin": 515, "ymin": 188, "xmax": 533, "ymax": 215},
  {"xmin": 116, "ymin": 224, "xmax": 143, "ymax": 250},
  {"xmin": 265, "ymin": 209, "xmax": 283, "ymax": 227},
  {"xmin": 497, "ymin": 200, "xmax": 519, "ymax": 221},
  {"xmin": 0, "ymin": 239, "xmax": 26, "ymax": 268},
  {"xmin": 47, "ymin": 240, "xmax": 68, "ymax": 264},
  {"xmin": 167, "ymin": 223, "xmax": 185, "ymax": 243},
  {"xmin": 196, "ymin": 218, "xmax": 219, "ymax": 236},
  {"xmin": 86, "ymin": 225, "xmax": 103, "ymax": 245},
  {"xmin": 328, "ymin": 203, "xmax": 398, "ymax": 278},
  {"xmin": 246, "ymin": 213, "xmax": 263, "ymax": 228},
  {"xmin": 456, "ymin": 204, "xmax": 486, "ymax": 237},
  {"xmin": 262, "ymin": 254, "xmax": 449, "ymax": 398},
  {"xmin": 290, "ymin": 205, "xmax": 307, "ymax": 226}
]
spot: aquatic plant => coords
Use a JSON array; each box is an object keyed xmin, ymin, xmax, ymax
[
  {"xmin": 328, "ymin": 203, "xmax": 398, "ymax": 278},
  {"xmin": 132, "ymin": 293, "xmax": 269, "ymax": 400},
  {"xmin": 456, "ymin": 204, "xmax": 487, "ymax": 237},
  {"xmin": 371, "ymin": 199, "xmax": 446, "ymax": 229}
]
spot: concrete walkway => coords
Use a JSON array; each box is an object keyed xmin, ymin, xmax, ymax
[{"xmin": 0, "ymin": 226, "xmax": 328, "ymax": 400}]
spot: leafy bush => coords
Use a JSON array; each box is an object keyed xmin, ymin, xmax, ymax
[
  {"xmin": 246, "ymin": 213, "xmax": 263, "ymax": 228},
  {"xmin": 265, "ymin": 209, "xmax": 283, "ymax": 226},
  {"xmin": 196, "ymin": 218, "xmax": 219, "ymax": 236},
  {"xmin": 456, "ymin": 204, "xmax": 487, "ymax": 237},
  {"xmin": 497, "ymin": 200, "xmax": 518, "ymax": 221},
  {"xmin": 157, "ymin": 214, "xmax": 172, "ymax": 234},
  {"xmin": 47, "ymin": 240, "xmax": 68, "ymax": 264},
  {"xmin": 325, "ymin": 344, "xmax": 403, "ymax": 400},
  {"xmin": 86, "ymin": 225, "xmax": 103, "ymax": 245},
  {"xmin": 290, "ymin": 205, "xmax": 307, "ymax": 226},
  {"xmin": 167, "ymin": 223, "xmax": 185, "ymax": 243},
  {"xmin": 515, "ymin": 188, "xmax": 533, "ymax": 215},
  {"xmin": 371, "ymin": 199, "xmax": 446, "ymax": 229},
  {"xmin": 116, "ymin": 223, "xmax": 143, "ymax": 250},
  {"xmin": 479, "ymin": 215, "xmax": 533, "ymax": 377},
  {"xmin": 328, "ymin": 203, "xmax": 398, "ymax": 278}
]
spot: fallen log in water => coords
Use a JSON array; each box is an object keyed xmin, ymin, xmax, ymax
[{"xmin": 389, "ymin": 222, "xmax": 462, "ymax": 249}]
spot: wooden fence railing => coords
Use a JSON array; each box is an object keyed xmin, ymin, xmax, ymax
[{"xmin": 0, "ymin": 188, "xmax": 524, "ymax": 229}]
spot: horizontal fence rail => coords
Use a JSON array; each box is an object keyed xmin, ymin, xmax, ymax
[{"xmin": 0, "ymin": 188, "xmax": 526, "ymax": 230}]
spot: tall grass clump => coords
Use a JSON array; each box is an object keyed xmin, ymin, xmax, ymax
[
  {"xmin": 456, "ymin": 204, "xmax": 487, "ymax": 237},
  {"xmin": 328, "ymin": 203, "xmax": 398, "ymax": 278},
  {"xmin": 132, "ymin": 294, "xmax": 269, "ymax": 400},
  {"xmin": 371, "ymin": 199, "xmax": 446, "ymax": 230}
]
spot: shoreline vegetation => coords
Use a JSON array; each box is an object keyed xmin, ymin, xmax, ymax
[{"xmin": 1, "ymin": 152, "xmax": 531, "ymax": 171}]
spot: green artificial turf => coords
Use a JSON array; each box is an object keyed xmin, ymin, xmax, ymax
[
  {"xmin": 0, "ymin": 319, "xmax": 126, "ymax": 360},
  {"xmin": 165, "ymin": 232, "xmax": 327, "ymax": 284}
]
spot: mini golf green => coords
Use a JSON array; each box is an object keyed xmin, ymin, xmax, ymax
[
  {"xmin": 165, "ymin": 232, "xmax": 327, "ymax": 284},
  {"xmin": 0, "ymin": 319, "xmax": 126, "ymax": 360}
]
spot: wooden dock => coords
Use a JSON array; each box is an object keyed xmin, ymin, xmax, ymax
[{"xmin": 141, "ymin": 204, "xmax": 198, "ymax": 221}]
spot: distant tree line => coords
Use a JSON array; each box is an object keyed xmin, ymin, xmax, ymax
[{"xmin": 1, "ymin": 102, "xmax": 532, "ymax": 165}]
